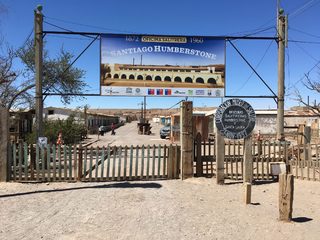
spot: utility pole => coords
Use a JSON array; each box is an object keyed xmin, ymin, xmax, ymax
[
  {"xmin": 35, "ymin": 5, "xmax": 44, "ymax": 141},
  {"xmin": 276, "ymin": 8, "xmax": 287, "ymax": 141}
]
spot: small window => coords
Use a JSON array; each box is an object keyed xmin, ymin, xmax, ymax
[{"xmin": 48, "ymin": 110, "xmax": 54, "ymax": 115}]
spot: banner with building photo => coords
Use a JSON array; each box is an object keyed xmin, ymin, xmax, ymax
[{"xmin": 100, "ymin": 34, "xmax": 225, "ymax": 97}]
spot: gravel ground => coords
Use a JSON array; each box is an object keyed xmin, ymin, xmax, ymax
[{"xmin": 1, "ymin": 178, "xmax": 320, "ymax": 240}]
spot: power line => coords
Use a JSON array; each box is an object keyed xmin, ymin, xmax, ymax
[
  {"xmin": 226, "ymin": 25, "xmax": 275, "ymax": 37},
  {"xmin": 232, "ymin": 39, "xmax": 274, "ymax": 94},
  {"xmin": 289, "ymin": 59, "xmax": 320, "ymax": 89},
  {"xmin": 44, "ymin": 20, "xmax": 96, "ymax": 39},
  {"xmin": 289, "ymin": 27, "xmax": 320, "ymax": 39},
  {"xmin": 242, "ymin": 26, "xmax": 276, "ymax": 37},
  {"xmin": 288, "ymin": 39, "xmax": 320, "ymax": 44},
  {"xmin": 168, "ymin": 100, "xmax": 184, "ymax": 110},
  {"xmin": 44, "ymin": 15, "xmax": 137, "ymax": 34},
  {"xmin": 293, "ymin": 41, "xmax": 320, "ymax": 63},
  {"xmin": 21, "ymin": 28, "xmax": 34, "ymax": 47},
  {"xmin": 288, "ymin": 0, "xmax": 320, "ymax": 19},
  {"xmin": 45, "ymin": 35, "xmax": 93, "ymax": 41}
]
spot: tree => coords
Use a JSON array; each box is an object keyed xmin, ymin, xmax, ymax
[
  {"xmin": 26, "ymin": 115, "xmax": 87, "ymax": 144},
  {"xmin": 0, "ymin": 39, "xmax": 86, "ymax": 110},
  {"xmin": 294, "ymin": 73, "xmax": 320, "ymax": 116}
]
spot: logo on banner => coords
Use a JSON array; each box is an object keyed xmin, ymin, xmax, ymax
[
  {"xmin": 156, "ymin": 89, "xmax": 163, "ymax": 95},
  {"xmin": 135, "ymin": 88, "xmax": 141, "ymax": 94},
  {"xmin": 126, "ymin": 88, "xmax": 133, "ymax": 94},
  {"xmin": 174, "ymin": 90, "xmax": 186, "ymax": 95},
  {"xmin": 196, "ymin": 90, "xmax": 205, "ymax": 95},
  {"xmin": 165, "ymin": 89, "xmax": 172, "ymax": 95},
  {"xmin": 148, "ymin": 89, "xmax": 155, "ymax": 95}
]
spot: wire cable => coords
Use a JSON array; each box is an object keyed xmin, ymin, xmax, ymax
[
  {"xmin": 44, "ymin": 15, "xmax": 137, "ymax": 34},
  {"xmin": 289, "ymin": 27, "xmax": 320, "ymax": 39},
  {"xmin": 288, "ymin": 0, "xmax": 320, "ymax": 19},
  {"xmin": 232, "ymin": 39, "xmax": 274, "ymax": 94},
  {"xmin": 21, "ymin": 28, "xmax": 34, "ymax": 47},
  {"xmin": 293, "ymin": 41, "xmax": 320, "ymax": 63},
  {"xmin": 288, "ymin": 40, "xmax": 320, "ymax": 44},
  {"xmin": 44, "ymin": 21, "xmax": 96, "ymax": 39}
]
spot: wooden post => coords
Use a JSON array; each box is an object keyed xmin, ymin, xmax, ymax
[
  {"xmin": 180, "ymin": 101, "xmax": 193, "ymax": 179},
  {"xmin": 195, "ymin": 132, "xmax": 203, "ymax": 177},
  {"xmin": 78, "ymin": 145, "xmax": 83, "ymax": 181},
  {"xmin": 279, "ymin": 173, "xmax": 294, "ymax": 221},
  {"xmin": 243, "ymin": 135, "xmax": 253, "ymax": 204},
  {"xmin": 297, "ymin": 124, "xmax": 304, "ymax": 145},
  {"xmin": 167, "ymin": 144, "xmax": 174, "ymax": 179},
  {"xmin": 0, "ymin": 107, "xmax": 9, "ymax": 182},
  {"xmin": 244, "ymin": 182, "xmax": 252, "ymax": 204},
  {"xmin": 215, "ymin": 131, "xmax": 225, "ymax": 184},
  {"xmin": 30, "ymin": 144, "xmax": 35, "ymax": 180},
  {"xmin": 303, "ymin": 126, "xmax": 311, "ymax": 161},
  {"xmin": 243, "ymin": 135, "xmax": 253, "ymax": 183}
]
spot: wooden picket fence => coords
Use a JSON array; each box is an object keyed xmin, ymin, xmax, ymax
[
  {"xmin": 194, "ymin": 134, "xmax": 290, "ymax": 181},
  {"xmin": 8, "ymin": 142, "xmax": 180, "ymax": 182},
  {"xmin": 289, "ymin": 143, "xmax": 320, "ymax": 181},
  {"xmin": 8, "ymin": 140, "xmax": 320, "ymax": 183}
]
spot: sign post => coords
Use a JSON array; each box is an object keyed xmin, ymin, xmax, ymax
[{"xmin": 215, "ymin": 99, "xmax": 256, "ymax": 201}]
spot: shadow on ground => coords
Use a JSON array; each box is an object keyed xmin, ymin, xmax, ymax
[
  {"xmin": 0, "ymin": 182, "xmax": 162, "ymax": 199},
  {"xmin": 292, "ymin": 217, "xmax": 313, "ymax": 223}
]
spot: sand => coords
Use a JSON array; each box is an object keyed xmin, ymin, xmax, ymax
[{"xmin": 0, "ymin": 178, "xmax": 319, "ymax": 240}]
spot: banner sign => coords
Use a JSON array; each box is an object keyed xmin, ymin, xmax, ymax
[
  {"xmin": 100, "ymin": 34, "xmax": 225, "ymax": 97},
  {"xmin": 215, "ymin": 99, "xmax": 256, "ymax": 139}
]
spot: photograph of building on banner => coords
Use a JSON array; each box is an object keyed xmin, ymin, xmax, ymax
[{"xmin": 100, "ymin": 34, "xmax": 225, "ymax": 97}]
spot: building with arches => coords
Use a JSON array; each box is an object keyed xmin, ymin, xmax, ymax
[{"xmin": 101, "ymin": 63, "xmax": 225, "ymax": 87}]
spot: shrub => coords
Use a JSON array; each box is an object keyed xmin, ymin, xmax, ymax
[{"xmin": 26, "ymin": 115, "xmax": 87, "ymax": 145}]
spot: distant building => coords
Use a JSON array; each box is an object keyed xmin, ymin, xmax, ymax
[
  {"xmin": 9, "ymin": 109, "xmax": 34, "ymax": 141},
  {"xmin": 205, "ymin": 107, "xmax": 320, "ymax": 139},
  {"xmin": 44, "ymin": 107, "xmax": 120, "ymax": 134}
]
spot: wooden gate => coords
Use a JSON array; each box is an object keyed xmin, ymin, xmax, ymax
[
  {"xmin": 8, "ymin": 142, "xmax": 180, "ymax": 182},
  {"xmin": 194, "ymin": 133, "xmax": 290, "ymax": 181}
]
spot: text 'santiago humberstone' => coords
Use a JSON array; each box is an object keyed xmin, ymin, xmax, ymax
[{"xmin": 215, "ymin": 99, "xmax": 256, "ymax": 139}]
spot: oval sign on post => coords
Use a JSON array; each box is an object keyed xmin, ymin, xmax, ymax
[{"xmin": 215, "ymin": 99, "xmax": 256, "ymax": 139}]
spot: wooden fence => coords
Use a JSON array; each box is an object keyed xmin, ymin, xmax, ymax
[
  {"xmin": 289, "ymin": 143, "xmax": 320, "ymax": 181},
  {"xmin": 194, "ymin": 135, "xmax": 320, "ymax": 182},
  {"xmin": 9, "ymin": 140, "xmax": 320, "ymax": 183},
  {"xmin": 8, "ymin": 143, "xmax": 180, "ymax": 182}
]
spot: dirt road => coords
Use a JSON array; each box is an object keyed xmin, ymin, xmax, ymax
[{"xmin": 89, "ymin": 121, "xmax": 170, "ymax": 147}]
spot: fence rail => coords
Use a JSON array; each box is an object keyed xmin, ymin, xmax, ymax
[
  {"xmin": 9, "ymin": 143, "xmax": 180, "ymax": 182},
  {"xmin": 194, "ymin": 136, "xmax": 320, "ymax": 180},
  {"xmin": 9, "ymin": 140, "xmax": 320, "ymax": 183}
]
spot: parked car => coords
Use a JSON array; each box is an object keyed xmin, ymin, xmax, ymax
[
  {"xmin": 99, "ymin": 126, "xmax": 108, "ymax": 135},
  {"xmin": 160, "ymin": 126, "xmax": 171, "ymax": 139}
]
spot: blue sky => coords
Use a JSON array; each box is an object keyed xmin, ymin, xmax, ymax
[{"xmin": 1, "ymin": 0, "xmax": 320, "ymax": 110}]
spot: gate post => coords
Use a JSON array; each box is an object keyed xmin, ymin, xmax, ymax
[
  {"xmin": 195, "ymin": 133, "xmax": 203, "ymax": 177},
  {"xmin": 77, "ymin": 144, "xmax": 83, "ymax": 181},
  {"xmin": 180, "ymin": 101, "xmax": 193, "ymax": 179},
  {"xmin": 243, "ymin": 135, "xmax": 253, "ymax": 204},
  {"xmin": 0, "ymin": 107, "xmax": 9, "ymax": 182},
  {"xmin": 216, "ymin": 131, "xmax": 225, "ymax": 184},
  {"xmin": 243, "ymin": 135, "xmax": 253, "ymax": 183},
  {"xmin": 279, "ymin": 173, "xmax": 294, "ymax": 221}
]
